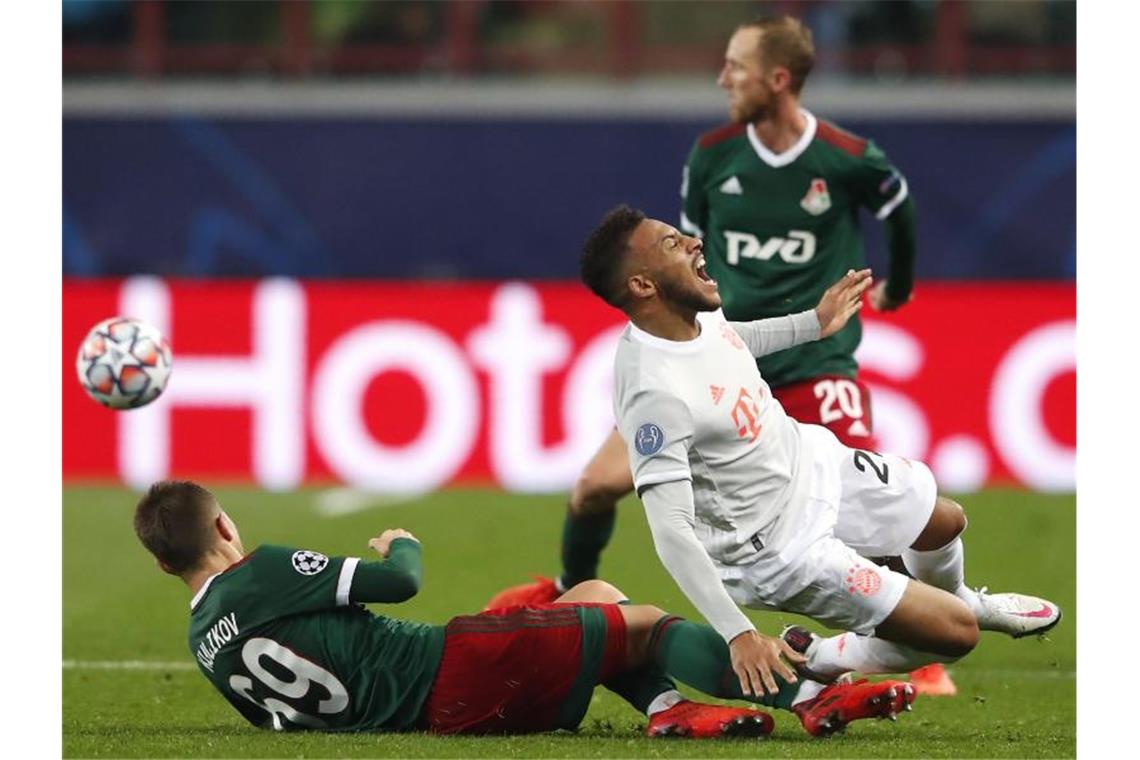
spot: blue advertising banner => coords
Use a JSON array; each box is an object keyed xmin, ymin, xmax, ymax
[{"xmin": 63, "ymin": 116, "xmax": 1074, "ymax": 280}]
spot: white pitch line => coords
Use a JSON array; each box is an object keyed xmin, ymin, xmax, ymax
[
  {"xmin": 63, "ymin": 660, "xmax": 197, "ymax": 671},
  {"xmin": 63, "ymin": 660, "xmax": 1075, "ymax": 680},
  {"xmin": 313, "ymin": 488, "xmax": 426, "ymax": 518}
]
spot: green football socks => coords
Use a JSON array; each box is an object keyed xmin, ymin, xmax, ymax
[
  {"xmin": 650, "ymin": 616, "xmax": 800, "ymax": 711},
  {"xmin": 558, "ymin": 507, "xmax": 616, "ymax": 590},
  {"xmin": 602, "ymin": 668, "xmax": 679, "ymax": 715}
]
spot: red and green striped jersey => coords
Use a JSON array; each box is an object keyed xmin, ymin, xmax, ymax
[
  {"xmin": 188, "ymin": 542, "xmax": 444, "ymax": 732},
  {"xmin": 681, "ymin": 109, "xmax": 909, "ymax": 387}
]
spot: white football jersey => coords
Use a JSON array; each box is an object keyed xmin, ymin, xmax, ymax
[{"xmin": 614, "ymin": 309, "xmax": 832, "ymax": 566}]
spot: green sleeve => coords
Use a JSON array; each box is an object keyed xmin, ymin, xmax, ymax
[
  {"xmin": 249, "ymin": 545, "xmax": 349, "ymax": 614},
  {"xmin": 349, "ymin": 538, "xmax": 423, "ymax": 604},
  {"xmin": 854, "ymin": 140, "xmax": 916, "ymax": 301},
  {"xmin": 883, "ymin": 196, "xmax": 917, "ymax": 302},
  {"xmin": 680, "ymin": 141, "xmax": 708, "ymax": 237},
  {"xmin": 853, "ymin": 140, "xmax": 909, "ymax": 220}
]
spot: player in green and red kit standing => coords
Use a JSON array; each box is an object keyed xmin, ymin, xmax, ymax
[
  {"xmin": 679, "ymin": 14, "xmax": 912, "ymax": 451},
  {"xmin": 136, "ymin": 480, "xmax": 914, "ymax": 738},
  {"xmin": 486, "ymin": 15, "xmax": 953, "ymax": 698}
]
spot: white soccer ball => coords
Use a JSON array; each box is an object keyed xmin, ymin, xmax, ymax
[{"xmin": 76, "ymin": 317, "xmax": 172, "ymax": 410}]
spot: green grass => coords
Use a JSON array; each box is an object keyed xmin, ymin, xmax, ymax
[{"xmin": 63, "ymin": 487, "xmax": 1075, "ymax": 757}]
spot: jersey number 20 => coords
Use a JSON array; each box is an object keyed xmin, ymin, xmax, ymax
[
  {"xmin": 229, "ymin": 637, "xmax": 349, "ymax": 730},
  {"xmin": 813, "ymin": 378, "xmax": 865, "ymax": 424}
]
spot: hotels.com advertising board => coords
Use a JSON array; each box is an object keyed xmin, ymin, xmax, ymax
[{"xmin": 63, "ymin": 279, "xmax": 1075, "ymax": 493}]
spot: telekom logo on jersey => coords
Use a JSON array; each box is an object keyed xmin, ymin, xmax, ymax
[
  {"xmin": 106, "ymin": 278, "xmax": 1074, "ymax": 493},
  {"xmin": 731, "ymin": 389, "xmax": 762, "ymax": 442}
]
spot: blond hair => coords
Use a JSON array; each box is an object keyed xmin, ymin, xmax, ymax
[{"xmin": 739, "ymin": 16, "xmax": 816, "ymax": 94}]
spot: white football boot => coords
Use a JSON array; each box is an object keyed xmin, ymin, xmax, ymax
[{"xmin": 970, "ymin": 587, "xmax": 1062, "ymax": 638}]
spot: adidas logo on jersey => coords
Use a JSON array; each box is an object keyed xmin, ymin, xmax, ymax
[
  {"xmin": 719, "ymin": 176, "xmax": 743, "ymax": 195},
  {"xmin": 710, "ymin": 385, "xmax": 726, "ymax": 405}
]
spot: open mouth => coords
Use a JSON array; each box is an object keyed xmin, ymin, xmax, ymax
[{"xmin": 695, "ymin": 254, "xmax": 716, "ymax": 286}]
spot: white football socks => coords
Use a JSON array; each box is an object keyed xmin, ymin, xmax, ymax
[
  {"xmin": 901, "ymin": 537, "xmax": 981, "ymax": 615},
  {"xmin": 790, "ymin": 678, "xmax": 828, "ymax": 707},
  {"xmin": 646, "ymin": 689, "xmax": 685, "ymax": 716},
  {"xmin": 807, "ymin": 632, "xmax": 956, "ymax": 680}
]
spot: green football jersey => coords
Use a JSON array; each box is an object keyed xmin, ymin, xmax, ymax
[
  {"xmin": 681, "ymin": 109, "xmax": 909, "ymax": 387},
  {"xmin": 188, "ymin": 542, "xmax": 444, "ymax": 732}
]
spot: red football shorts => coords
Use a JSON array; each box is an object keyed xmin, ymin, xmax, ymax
[
  {"xmin": 772, "ymin": 374, "xmax": 878, "ymax": 450},
  {"xmin": 420, "ymin": 603, "xmax": 626, "ymax": 734}
]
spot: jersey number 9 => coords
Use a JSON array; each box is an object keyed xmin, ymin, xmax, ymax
[{"xmin": 229, "ymin": 637, "xmax": 349, "ymax": 730}]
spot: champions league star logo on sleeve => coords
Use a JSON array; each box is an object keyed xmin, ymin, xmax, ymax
[
  {"xmin": 292, "ymin": 550, "xmax": 330, "ymax": 576},
  {"xmin": 635, "ymin": 423, "xmax": 665, "ymax": 456}
]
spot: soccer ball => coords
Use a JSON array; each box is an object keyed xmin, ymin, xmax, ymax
[{"xmin": 76, "ymin": 317, "xmax": 172, "ymax": 410}]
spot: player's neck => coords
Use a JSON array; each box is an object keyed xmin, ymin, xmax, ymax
[
  {"xmin": 751, "ymin": 99, "xmax": 806, "ymax": 154},
  {"xmin": 183, "ymin": 545, "xmax": 245, "ymax": 595},
  {"xmin": 632, "ymin": 305, "xmax": 701, "ymax": 342}
]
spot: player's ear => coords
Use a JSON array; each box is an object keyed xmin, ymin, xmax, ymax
[
  {"xmin": 215, "ymin": 512, "xmax": 236, "ymax": 542},
  {"xmin": 628, "ymin": 272, "xmax": 657, "ymax": 300},
  {"xmin": 770, "ymin": 66, "xmax": 792, "ymax": 93}
]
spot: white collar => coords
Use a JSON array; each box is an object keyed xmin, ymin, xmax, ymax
[
  {"xmin": 189, "ymin": 573, "xmax": 220, "ymax": 611},
  {"xmin": 627, "ymin": 311, "xmax": 718, "ymax": 354},
  {"xmin": 746, "ymin": 109, "xmax": 817, "ymax": 168}
]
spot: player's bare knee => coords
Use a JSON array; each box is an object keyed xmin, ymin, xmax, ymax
[
  {"xmin": 565, "ymin": 579, "xmax": 625, "ymax": 603},
  {"xmin": 944, "ymin": 618, "xmax": 980, "ymax": 658},
  {"xmin": 937, "ymin": 496, "xmax": 967, "ymax": 538},
  {"xmin": 618, "ymin": 605, "xmax": 668, "ymax": 666},
  {"xmin": 936, "ymin": 600, "xmax": 980, "ymax": 658},
  {"xmin": 912, "ymin": 496, "xmax": 968, "ymax": 551},
  {"xmin": 569, "ymin": 470, "xmax": 623, "ymax": 516}
]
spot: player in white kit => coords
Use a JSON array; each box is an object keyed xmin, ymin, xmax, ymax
[{"xmin": 580, "ymin": 205, "xmax": 1061, "ymax": 721}]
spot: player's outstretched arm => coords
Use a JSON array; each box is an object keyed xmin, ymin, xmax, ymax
[
  {"xmin": 349, "ymin": 529, "xmax": 423, "ymax": 604},
  {"xmin": 816, "ymin": 268, "xmax": 873, "ymax": 339},
  {"xmin": 368, "ymin": 528, "xmax": 418, "ymax": 558},
  {"xmin": 643, "ymin": 480, "xmax": 802, "ymax": 697}
]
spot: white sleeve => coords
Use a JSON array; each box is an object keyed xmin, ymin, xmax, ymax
[
  {"xmin": 642, "ymin": 479, "xmax": 756, "ymax": 642},
  {"xmin": 617, "ymin": 389, "xmax": 693, "ymax": 494},
  {"xmin": 728, "ymin": 310, "xmax": 820, "ymax": 358}
]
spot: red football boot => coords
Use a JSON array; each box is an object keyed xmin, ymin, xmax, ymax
[
  {"xmin": 646, "ymin": 700, "xmax": 774, "ymax": 739},
  {"xmin": 908, "ymin": 663, "xmax": 958, "ymax": 696},
  {"xmin": 793, "ymin": 679, "xmax": 916, "ymax": 737},
  {"xmin": 483, "ymin": 576, "xmax": 561, "ymax": 611}
]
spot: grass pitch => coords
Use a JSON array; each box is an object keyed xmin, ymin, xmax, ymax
[{"xmin": 63, "ymin": 487, "xmax": 1074, "ymax": 758}]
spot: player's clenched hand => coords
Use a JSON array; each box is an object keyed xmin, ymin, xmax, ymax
[
  {"xmin": 869, "ymin": 280, "xmax": 912, "ymax": 312},
  {"xmin": 368, "ymin": 529, "xmax": 419, "ymax": 558},
  {"xmin": 728, "ymin": 630, "xmax": 806, "ymax": 698},
  {"xmin": 815, "ymin": 268, "xmax": 873, "ymax": 339}
]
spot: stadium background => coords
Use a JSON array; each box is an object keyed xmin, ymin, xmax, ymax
[{"xmin": 61, "ymin": 2, "xmax": 1076, "ymax": 757}]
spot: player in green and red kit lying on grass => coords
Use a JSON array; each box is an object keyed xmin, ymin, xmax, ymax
[{"xmin": 134, "ymin": 480, "xmax": 916, "ymax": 738}]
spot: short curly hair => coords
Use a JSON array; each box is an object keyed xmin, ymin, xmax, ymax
[{"xmin": 579, "ymin": 204, "xmax": 646, "ymax": 308}]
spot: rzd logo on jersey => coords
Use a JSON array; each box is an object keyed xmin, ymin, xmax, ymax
[{"xmin": 724, "ymin": 230, "xmax": 816, "ymax": 265}]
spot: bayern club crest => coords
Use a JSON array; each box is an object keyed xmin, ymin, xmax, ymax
[{"xmin": 800, "ymin": 178, "xmax": 832, "ymax": 216}]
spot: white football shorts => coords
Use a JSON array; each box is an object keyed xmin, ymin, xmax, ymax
[{"xmin": 721, "ymin": 424, "xmax": 938, "ymax": 634}]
